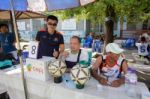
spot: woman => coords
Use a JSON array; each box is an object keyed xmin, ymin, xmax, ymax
[{"xmin": 92, "ymin": 43, "xmax": 128, "ymax": 87}]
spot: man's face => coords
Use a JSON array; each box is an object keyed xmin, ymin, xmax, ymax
[
  {"xmin": 90, "ymin": 32, "xmax": 93, "ymax": 36},
  {"xmin": 107, "ymin": 52, "xmax": 119, "ymax": 59},
  {"xmin": 0, "ymin": 26, "xmax": 8, "ymax": 34},
  {"xmin": 70, "ymin": 38, "xmax": 80, "ymax": 51},
  {"xmin": 46, "ymin": 19, "xmax": 57, "ymax": 32}
]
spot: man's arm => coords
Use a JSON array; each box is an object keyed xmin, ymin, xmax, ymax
[
  {"xmin": 59, "ymin": 44, "xmax": 65, "ymax": 53},
  {"xmin": 92, "ymin": 56, "xmax": 108, "ymax": 85},
  {"xmin": 59, "ymin": 34, "xmax": 65, "ymax": 53},
  {"xmin": 11, "ymin": 33, "xmax": 16, "ymax": 47},
  {"xmin": 35, "ymin": 31, "xmax": 41, "ymax": 42},
  {"xmin": 111, "ymin": 60, "xmax": 128, "ymax": 87},
  {"xmin": 53, "ymin": 34, "xmax": 65, "ymax": 58}
]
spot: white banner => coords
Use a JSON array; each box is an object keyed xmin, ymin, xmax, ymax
[
  {"xmin": 27, "ymin": 0, "xmax": 46, "ymax": 11},
  {"xmin": 80, "ymin": 0, "xmax": 95, "ymax": 6}
]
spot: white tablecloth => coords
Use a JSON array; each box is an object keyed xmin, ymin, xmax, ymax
[
  {"xmin": 0, "ymin": 67, "xmax": 149, "ymax": 99},
  {"xmin": 0, "ymin": 84, "xmax": 6, "ymax": 94}
]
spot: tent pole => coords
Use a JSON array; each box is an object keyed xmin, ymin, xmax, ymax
[
  {"xmin": 9, "ymin": 0, "xmax": 28, "ymax": 99},
  {"xmin": 10, "ymin": 11, "xmax": 14, "ymax": 33}
]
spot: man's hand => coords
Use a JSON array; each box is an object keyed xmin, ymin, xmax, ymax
[
  {"xmin": 111, "ymin": 79, "xmax": 124, "ymax": 87},
  {"xmin": 98, "ymin": 77, "xmax": 108, "ymax": 86},
  {"xmin": 53, "ymin": 50, "xmax": 59, "ymax": 58},
  {"xmin": 60, "ymin": 51, "xmax": 69, "ymax": 58}
]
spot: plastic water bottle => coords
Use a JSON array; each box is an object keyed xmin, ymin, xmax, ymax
[
  {"xmin": 22, "ymin": 51, "xmax": 29, "ymax": 65},
  {"xmin": 125, "ymin": 68, "xmax": 138, "ymax": 97}
]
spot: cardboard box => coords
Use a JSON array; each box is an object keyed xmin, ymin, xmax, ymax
[{"xmin": 26, "ymin": 57, "xmax": 55, "ymax": 81}]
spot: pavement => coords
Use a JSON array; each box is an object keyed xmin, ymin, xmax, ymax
[{"xmin": 123, "ymin": 48, "xmax": 150, "ymax": 90}]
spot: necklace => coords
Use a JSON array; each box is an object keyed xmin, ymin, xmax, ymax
[{"xmin": 106, "ymin": 56, "xmax": 117, "ymax": 67}]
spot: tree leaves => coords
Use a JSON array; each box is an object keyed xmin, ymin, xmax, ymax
[{"xmin": 44, "ymin": 0, "xmax": 149, "ymax": 24}]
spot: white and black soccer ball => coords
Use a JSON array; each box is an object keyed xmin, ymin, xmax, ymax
[
  {"xmin": 70, "ymin": 64, "xmax": 90, "ymax": 85},
  {"xmin": 48, "ymin": 60, "xmax": 67, "ymax": 77}
]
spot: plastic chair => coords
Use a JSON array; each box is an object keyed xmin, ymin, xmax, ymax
[{"xmin": 122, "ymin": 38, "xmax": 136, "ymax": 49}]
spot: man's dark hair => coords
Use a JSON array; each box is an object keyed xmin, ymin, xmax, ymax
[
  {"xmin": 141, "ymin": 36, "xmax": 146, "ymax": 42},
  {"xmin": 0, "ymin": 24, "xmax": 8, "ymax": 29},
  {"xmin": 71, "ymin": 36, "xmax": 81, "ymax": 43},
  {"xmin": 47, "ymin": 15, "xmax": 58, "ymax": 23}
]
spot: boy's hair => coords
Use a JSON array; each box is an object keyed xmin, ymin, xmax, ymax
[
  {"xmin": 141, "ymin": 36, "xmax": 146, "ymax": 42},
  {"xmin": 46, "ymin": 15, "xmax": 58, "ymax": 23},
  {"xmin": 0, "ymin": 24, "xmax": 8, "ymax": 29},
  {"xmin": 71, "ymin": 36, "xmax": 81, "ymax": 43}
]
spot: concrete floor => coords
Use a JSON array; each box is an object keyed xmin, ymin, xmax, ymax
[{"xmin": 123, "ymin": 49, "xmax": 150, "ymax": 90}]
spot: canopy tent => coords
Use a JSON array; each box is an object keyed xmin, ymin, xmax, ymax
[
  {"xmin": 0, "ymin": 0, "xmax": 95, "ymax": 12},
  {"xmin": 0, "ymin": 10, "xmax": 45, "ymax": 20},
  {"xmin": 0, "ymin": 0, "xmax": 95, "ymax": 99}
]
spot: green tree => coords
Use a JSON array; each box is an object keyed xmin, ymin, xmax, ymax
[{"xmin": 46, "ymin": 0, "xmax": 150, "ymax": 51}]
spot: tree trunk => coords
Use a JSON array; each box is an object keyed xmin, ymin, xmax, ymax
[
  {"xmin": 142, "ymin": 19, "xmax": 148, "ymax": 30},
  {"xmin": 120, "ymin": 17, "xmax": 124, "ymax": 38},
  {"xmin": 105, "ymin": 19, "xmax": 114, "ymax": 44},
  {"xmin": 103, "ymin": 5, "xmax": 115, "ymax": 54}
]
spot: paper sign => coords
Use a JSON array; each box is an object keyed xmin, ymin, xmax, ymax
[{"xmin": 29, "ymin": 41, "xmax": 39, "ymax": 59}]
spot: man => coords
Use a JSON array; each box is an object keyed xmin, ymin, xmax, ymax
[
  {"xmin": 92, "ymin": 43, "xmax": 128, "ymax": 87},
  {"xmin": 36, "ymin": 15, "xmax": 64, "ymax": 58},
  {"xmin": 0, "ymin": 24, "xmax": 17, "ymax": 59},
  {"xmin": 136, "ymin": 36, "xmax": 150, "ymax": 61},
  {"xmin": 61, "ymin": 36, "xmax": 89, "ymax": 71},
  {"xmin": 139, "ymin": 33, "xmax": 150, "ymax": 42}
]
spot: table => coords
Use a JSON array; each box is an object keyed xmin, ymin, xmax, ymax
[
  {"xmin": 0, "ymin": 84, "xmax": 6, "ymax": 94},
  {"xmin": 0, "ymin": 66, "xmax": 149, "ymax": 99}
]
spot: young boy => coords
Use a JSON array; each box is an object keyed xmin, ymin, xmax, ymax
[
  {"xmin": 136, "ymin": 36, "xmax": 150, "ymax": 61},
  {"xmin": 92, "ymin": 35, "xmax": 103, "ymax": 53}
]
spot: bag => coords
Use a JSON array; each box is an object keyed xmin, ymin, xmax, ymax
[{"xmin": 0, "ymin": 53, "xmax": 16, "ymax": 61}]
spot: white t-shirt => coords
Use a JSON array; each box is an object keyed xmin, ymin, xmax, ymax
[
  {"xmin": 65, "ymin": 50, "xmax": 89, "ymax": 62},
  {"xmin": 136, "ymin": 43, "xmax": 149, "ymax": 56}
]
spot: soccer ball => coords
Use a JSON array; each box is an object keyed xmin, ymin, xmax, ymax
[
  {"xmin": 48, "ymin": 60, "xmax": 67, "ymax": 77},
  {"xmin": 70, "ymin": 64, "xmax": 90, "ymax": 86}
]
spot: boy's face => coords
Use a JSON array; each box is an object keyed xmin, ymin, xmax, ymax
[
  {"xmin": 0, "ymin": 26, "xmax": 8, "ymax": 34},
  {"xmin": 46, "ymin": 19, "xmax": 57, "ymax": 32}
]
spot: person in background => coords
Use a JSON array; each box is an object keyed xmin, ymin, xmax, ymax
[
  {"xmin": 36, "ymin": 15, "xmax": 64, "ymax": 58},
  {"xmin": 139, "ymin": 33, "xmax": 150, "ymax": 42},
  {"xmin": 0, "ymin": 24, "xmax": 17, "ymax": 59},
  {"xmin": 92, "ymin": 35, "xmax": 102, "ymax": 53},
  {"xmin": 61, "ymin": 36, "xmax": 89, "ymax": 72},
  {"xmin": 92, "ymin": 43, "xmax": 128, "ymax": 87},
  {"xmin": 85, "ymin": 32, "xmax": 94, "ymax": 48},
  {"xmin": 136, "ymin": 36, "xmax": 150, "ymax": 61}
]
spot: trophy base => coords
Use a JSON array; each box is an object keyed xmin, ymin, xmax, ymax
[
  {"xmin": 76, "ymin": 84, "xmax": 84, "ymax": 89},
  {"xmin": 54, "ymin": 76, "xmax": 62, "ymax": 83}
]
